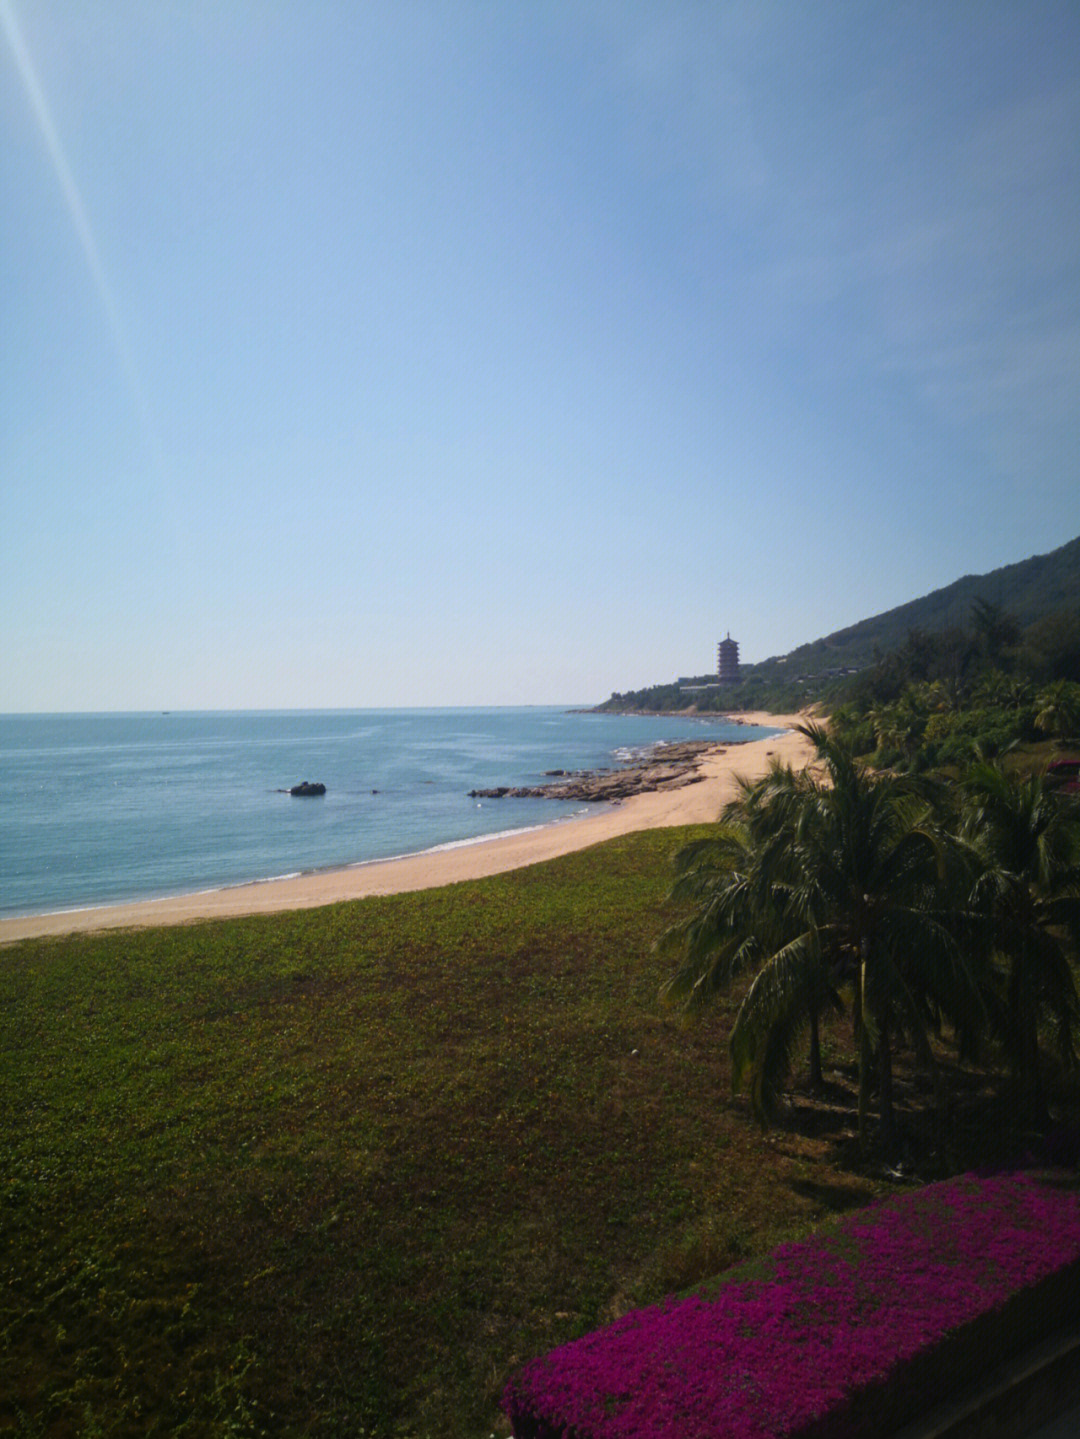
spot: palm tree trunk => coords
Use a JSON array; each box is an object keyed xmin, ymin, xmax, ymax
[
  {"xmin": 1024, "ymin": 1006, "xmax": 1049, "ymax": 1129},
  {"xmin": 878, "ymin": 1006, "xmax": 895, "ymax": 1156},
  {"xmin": 857, "ymin": 957, "xmax": 872, "ymax": 1150},
  {"xmin": 858, "ymin": 1025, "xmax": 873, "ymax": 1150},
  {"xmin": 808, "ymin": 1007, "xmax": 824, "ymax": 1093},
  {"xmin": 1015, "ymin": 946, "xmax": 1050, "ymax": 1129}
]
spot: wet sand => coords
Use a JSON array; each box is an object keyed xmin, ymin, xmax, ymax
[{"xmin": 0, "ymin": 712, "xmax": 816, "ymax": 943}]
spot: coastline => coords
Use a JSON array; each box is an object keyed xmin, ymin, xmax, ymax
[{"xmin": 0, "ymin": 711, "xmax": 816, "ymax": 944}]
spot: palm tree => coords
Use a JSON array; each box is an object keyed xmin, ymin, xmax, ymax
[
  {"xmin": 750, "ymin": 726, "xmax": 985, "ymax": 1151},
  {"xmin": 970, "ymin": 597, "xmax": 1020, "ymax": 668},
  {"xmin": 658, "ymin": 768, "xmax": 841, "ymax": 1104},
  {"xmin": 974, "ymin": 671, "xmax": 1032, "ymax": 712},
  {"xmin": 959, "ymin": 761, "xmax": 1080, "ymax": 1125},
  {"xmin": 868, "ymin": 699, "xmax": 924, "ymax": 766},
  {"xmin": 1034, "ymin": 681, "xmax": 1080, "ymax": 740},
  {"xmin": 662, "ymin": 726, "xmax": 983, "ymax": 1152}
]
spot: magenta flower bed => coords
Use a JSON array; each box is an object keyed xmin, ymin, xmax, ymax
[{"xmin": 504, "ymin": 1168, "xmax": 1080, "ymax": 1439}]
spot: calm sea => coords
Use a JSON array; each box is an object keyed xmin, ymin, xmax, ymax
[{"xmin": 0, "ymin": 708, "xmax": 780, "ymax": 917}]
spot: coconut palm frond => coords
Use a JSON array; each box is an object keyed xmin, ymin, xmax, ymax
[
  {"xmin": 882, "ymin": 905, "xmax": 986, "ymax": 1034},
  {"xmin": 729, "ymin": 932, "xmax": 822, "ymax": 1097},
  {"xmin": 1029, "ymin": 925, "xmax": 1080, "ymax": 1022},
  {"xmin": 659, "ymin": 931, "xmax": 766, "ymax": 1012},
  {"xmin": 958, "ymin": 758, "xmax": 1080, "ymax": 1117},
  {"xmin": 878, "ymin": 949, "xmax": 939, "ymax": 1075},
  {"xmin": 660, "ymin": 721, "xmax": 1079, "ymax": 1148},
  {"xmin": 749, "ymin": 1002, "xmax": 811, "ymax": 1125},
  {"xmin": 671, "ymin": 826, "xmax": 750, "ymax": 875},
  {"xmin": 1038, "ymin": 891, "xmax": 1080, "ymax": 949}
]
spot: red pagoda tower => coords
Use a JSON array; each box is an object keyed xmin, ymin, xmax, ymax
[{"xmin": 718, "ymin": 633, "xmax": 740, "ymax": 683}]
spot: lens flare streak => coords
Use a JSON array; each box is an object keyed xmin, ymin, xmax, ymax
[{"xmin": 1, "ymin": 0, "xmax": 164, "ymax": 473}]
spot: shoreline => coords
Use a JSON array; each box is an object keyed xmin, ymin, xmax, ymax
[{"xmin": 0, "ymin": 711, "xmax": 816, "ymax": 944}]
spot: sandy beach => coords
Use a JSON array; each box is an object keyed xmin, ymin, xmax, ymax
[{"xmin": 0, "ymin": 712, "xmax": 816, "ymax": 944}]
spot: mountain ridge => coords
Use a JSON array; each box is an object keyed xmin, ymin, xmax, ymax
[
  {"xmin": 597, "ymin": 534, "xmax": 1080, "ymax": 712},
  {"xmin": 782, "ymin": 533, "xmax": 1080, "ymax": 671}
]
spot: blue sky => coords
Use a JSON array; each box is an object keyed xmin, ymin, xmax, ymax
[{"xmin": 3, "ymin": 1, "xmax": 1078, "ymax": 710}]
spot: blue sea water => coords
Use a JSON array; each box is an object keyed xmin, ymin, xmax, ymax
[{"xmin": 0, "ymin": 708, "xmax": 781, "ymax": 918}]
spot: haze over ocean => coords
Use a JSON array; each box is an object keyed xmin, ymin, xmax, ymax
[{"xmin": 0, "ymin": 709, "xmax": 778, "ymax": 918}]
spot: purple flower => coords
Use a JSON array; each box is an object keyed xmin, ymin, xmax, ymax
[{"xmin": 504, "ymin": 1169, "xmax": 1080, "ymax": 1439}]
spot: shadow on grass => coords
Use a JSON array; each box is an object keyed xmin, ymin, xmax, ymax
[
  {"xmin": 788, "ymin": 1176, "xmax": 875, "ymax": 1213},
  {"xmin": 770, "ymin": 1033, "xmax": 1080, "ymax": 1185}
]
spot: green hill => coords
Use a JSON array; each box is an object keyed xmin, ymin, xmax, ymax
[
  {"xmin": 598, "ymin": 534, "xmax": 1080, "ymax": 713},
  {"xmin": 774, "ymin": 533, "xmax": 1080, "ymax": 675}
]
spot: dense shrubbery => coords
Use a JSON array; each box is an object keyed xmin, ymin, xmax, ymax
[
  {"xmin": 505, "ymin": 1167, "xmax": 1080, "ymax": 1439},
  {"xmin": 823, "ymin": 600, "xmax": 1080, "ymax": 770},
  {"xmin": 830, "ymin": 677, "xmax": 1080, "ymax": 771}
]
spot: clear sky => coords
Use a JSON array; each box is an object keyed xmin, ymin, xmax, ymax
[{"xmin": 3, "ymin": 1, "xmax": 1078, "ymax": 710}]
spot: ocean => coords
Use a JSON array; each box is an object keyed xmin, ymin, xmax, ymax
[{"xmin": 0, "ymin": 708, "xmax": 781, "ymax": 918}]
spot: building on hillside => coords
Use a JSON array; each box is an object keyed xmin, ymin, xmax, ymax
[{"xmin": 718, "ymin": 633, "xmax": 740, "ymax": 683}]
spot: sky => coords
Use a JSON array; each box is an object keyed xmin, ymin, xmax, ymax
[{"xmin": 2, "ymin": 1, "xmax": 1079, "ymax": 710}]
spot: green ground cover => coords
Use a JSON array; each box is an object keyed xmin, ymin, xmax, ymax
[{"xmin": 0, "ymin": 827, "xmax": 1058, "ymax": 1438}]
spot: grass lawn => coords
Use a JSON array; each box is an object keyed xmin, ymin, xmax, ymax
[{"xmin": 1, "ymin": 827, "xmax": 1063, "ymax": 1438}]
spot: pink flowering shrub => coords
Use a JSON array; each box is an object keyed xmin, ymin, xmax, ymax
[{"xmin": 504, "ymin": 1168, "xmax": 1080, "ymax": 1439}]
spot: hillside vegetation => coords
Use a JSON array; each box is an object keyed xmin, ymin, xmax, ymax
[
  {"xmin": 599, "ymin": 534, "xmax": 1080, "ymax": 715},
  {"xmin": 776, "ymin": 532, "xmax": 1080, "ymax": 674}
]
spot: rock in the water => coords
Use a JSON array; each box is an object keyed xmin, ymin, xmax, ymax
[{"xmin": 289, "ymin": 781, "xmax": 326, "ymax": 796}]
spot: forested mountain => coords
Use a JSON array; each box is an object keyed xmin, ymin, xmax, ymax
[
  {"xmin": 598, "ymin": 534, "xmax": 1080, "ymax": 713},
  {"xmin": 775, "ymin": 534, "xmax": 1080, "ymax": 676}
]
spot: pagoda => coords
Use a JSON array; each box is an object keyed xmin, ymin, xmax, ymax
[{"xmin": 718, "ymin": 633, "xmax": 740, "ymax": 683}]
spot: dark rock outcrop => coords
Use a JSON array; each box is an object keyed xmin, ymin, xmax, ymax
[
  {"xmin": 289, "ymin": 781, "xmax": 326, "ymax": 796},
  {"xmin": 468, "ymin": 740, "xmax": 731, "ymax": 803}
]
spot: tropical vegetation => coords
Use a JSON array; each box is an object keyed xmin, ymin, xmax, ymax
[
  {"xmin": 659, "ymin": 723, "xmax": 1080, "ymax": 1155},
  {"xmin": 503, "ymin": 678, "xmax": 1080, "ymax": 1436},
  {"xmin": 598, "ymin": 534, "xmax": 1080, "ymax": 718},
  {"xmin": 959, "ymin": 759, "xmax": 1080, "ymax": 1125}
]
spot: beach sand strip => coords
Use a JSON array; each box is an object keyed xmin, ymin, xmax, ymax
[{"xmin": 0, "ymin": 712, "xmax": 816, "ymax": 943}]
